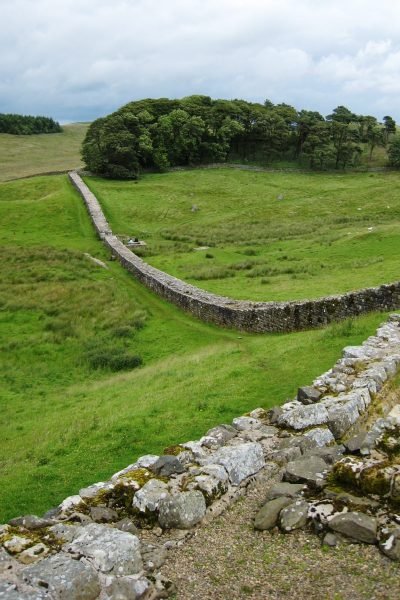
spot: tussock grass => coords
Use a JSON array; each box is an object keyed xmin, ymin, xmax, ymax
[{"xmin": 85, "ymin": 168, "xmax": 400, "ymax": 301}]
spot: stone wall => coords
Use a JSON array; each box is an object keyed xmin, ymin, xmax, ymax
[
  {"xmin": 1, "ymin": 315, "xmax": 400, "ymax": 598},
  {"xmin": 69, "ymin": 171, "xmax": 400, "ymax": 334}
]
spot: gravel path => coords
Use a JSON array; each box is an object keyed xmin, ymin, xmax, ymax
[{"xmin": 160, "ymin": 476, "xmax": 400, "ymax": 600}]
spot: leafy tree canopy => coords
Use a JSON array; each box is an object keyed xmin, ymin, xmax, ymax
[{"xmin": 81, "ymin": 97, "xmax": 396, "ymax": 178}]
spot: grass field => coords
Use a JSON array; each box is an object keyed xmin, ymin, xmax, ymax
[
  {"xmin": 0, "ymin": 173, "xmax": 389, "ymax": 521},
  {"xmin": 85, "ymin": 168, "xmax": 400, "ymax": 301},
  {"xmin": 0, "ymin": 123, "xmax": 88, "ymax": 182}
]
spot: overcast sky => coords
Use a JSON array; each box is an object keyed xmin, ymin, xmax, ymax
[{"xmin": 1, "ymin": 0, "xmax": 400, "ymax": 123}]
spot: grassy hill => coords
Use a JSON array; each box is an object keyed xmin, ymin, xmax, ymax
[
  {"xmin": 85, "ymin": 168, "xmax": 400, "ymax": 301},
  {"xmin": 0, "ymin": 122, "xmax": 88, "ymax": 181},
  {"xmin": 0, "ymin": 173, "xmax": 387, "ymax": 521}
]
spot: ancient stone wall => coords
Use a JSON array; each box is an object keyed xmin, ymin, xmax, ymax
[
  {"xmin": 1, "ymin": 315, "xmax": 400, "ymax": 598},
  {"xmin": 68, "ymin": 171, "xmax": 400, "ymax": 333}
]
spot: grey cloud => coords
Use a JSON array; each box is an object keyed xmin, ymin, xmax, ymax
[{"xmin": 1, "ymin": 0, "xmax": 400, "ymax": 121}]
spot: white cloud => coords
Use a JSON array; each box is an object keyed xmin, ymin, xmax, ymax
[{"xmin": 0, "ymin": 0, "xmax": 400, "ymax": 121}]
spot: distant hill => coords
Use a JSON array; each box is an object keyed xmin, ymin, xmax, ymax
[{"xmin": 0, "ymin": 122, "xmax": 89, "ymax": 181}]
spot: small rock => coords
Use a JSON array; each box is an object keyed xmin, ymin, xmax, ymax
[
  {"xmin": 297, "ymin": 386, "xmax": 322, "ymax": 405},
  {"xmin": 104, "ymin": 574, "xmax": 153, "ymax": 599},
  {"xmin": 329, "ymin": 511, "xmax": 377, "ymax": 544},
  {"xmin": 8, "ymin": 515, "xmax": 55, "ymax": 530},
  {"xmin": 4, "ymin": 535, "xmax": 32, "ymax": 554},
  {"xmin": 254, "ymin": 496, "xmax": 293, "ymax": 531},
  {"xmin": 79, "ymin": 481, "xmax": 113, "ymax": 502},
  {"xmin": 304, "ymin": 428, "xmax": 335, "ymax": 448},
  {"xmin": 158, "ymin": 491, "xmax": 206, "ymax": 529},
  {"xmin": 279, "ymin": 500, "xmax": 309, "ymax": 532},
  {"xmin": 388, "ymin": 405, "xmax": 400, "ymax": 425},
  {"xmin": 141, "ymin": 542, "xmax": 167, "ymax": 570},
  {"xmin": 344, "ymin": 431, "xmax": 367, "ymax": 453},
  {"xmin": 232, "ymin": 416, "xmax": 262, "ymax": 431},
  {"xmin": 89, "ymin": 506, "xmax": 118, "ymax": 523},
  {"xmin": 18, "ymin": 543, "xmax": 49, "ymax": 565},
  {"xmin": 322, "ymin": 532, "xmax": 338, "ymax": 547},
  {"xmin": 149, "ymin": 455, "xmax": 185, "ymax": 477},
  {"xmin": 113, "ymin": 518, "xmax": 139, "ymax": 535},
  {"xmin": 379, "ymin": 526, "xmax": 400, "ymax": 561}
]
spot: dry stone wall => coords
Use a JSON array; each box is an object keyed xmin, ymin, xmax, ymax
[
  {"xmin": 1, "ymin": 315, "xmax": 400, "ymax": 598},
  {"xmin": 68, "ymin": 171, "xmax": 400, "ymax": 334}
]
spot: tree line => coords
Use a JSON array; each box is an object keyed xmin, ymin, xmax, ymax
[
  {"xmin": 81, "ymin": 96, "xmax": 398, "ymax": 179},
  {"xmin": 0, "ymin": 113, "xmax": 62, "ymax": 135}
]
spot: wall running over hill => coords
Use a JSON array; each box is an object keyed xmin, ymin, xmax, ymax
[{"xmin": 69, "ymin": 171, "xmax": 400, "ymax": 333}]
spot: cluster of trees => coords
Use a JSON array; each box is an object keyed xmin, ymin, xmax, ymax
[
  {"xmin": 81, "ymin": 96, "xmax": 397, "ymax": 178},
  {"xmin": 0, "ymin": 113, "xmax": 62, "ymax": 135}
]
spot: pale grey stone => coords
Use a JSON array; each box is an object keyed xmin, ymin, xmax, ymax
[
  {"xmin": 279, "ymin": 500, "xmax": 309, "ymax": 532},
  {"xmin": 79, "ymin": 481, "xmax": 114, "ymax": 501},
  {"xmin": 3, "ymin": 536, "xmax": 32, "ymax": 554},
  {"xmin": 158, "ymin": 491, "xmax": 206, "ymax": 529},
  {"xmin": 379, "ymin": 527, "xmax": 400, "ymax": 561},
  {"xmin": 112, "ymin": 456, "xmax": 159, "ymax": 479},
  {"xmin": 104, "ymin": 575, "xmax": 153, "ymax": 599},
  {"xmin": 65, "ymin": 523, "xmax": 142, "ymax": 575},
  {"xmin": 204, "ymin": 424, "xmax": 237, "ymax": 446},
  {"xmin": 329, "ymin": 512, "xmax": 377, "ymax": 544},
  {"xmin": 0, "ymin": 547, "xmax": 16, "ymax": 575},
  {"xmin": 327, "ymin": 400, "xmax": 360, "ymax": 438},
  {"xmin": 254, "ymin": 497, "xmax": 293, "ymax": 530},
  {"xmin": 277, "ymin": 404, "xmax": 329, "ymax": 430},
  {"xmin": 22, "ymin": 553, "xmax": 100, "ymax": 599},
  {"xmin": 249, "ymin": 408, "xmax": 268, "ymax": 419},
  {"xmin": 141, "ymin": 542, "xmax": 167, "ymax": 570},
  {"xmin": 304, "ymin": 428, "xmax": 335, "ymax": 447},
  {"xmin": 211, "ymin": 442, "xmax": 265, "ymax": 485},
  {"xmin": 132, "ymin": 479, "xmax": 169, "ymax": 513},
  {"xmin": 388, "ymin": 404, "xmax": 400, "ymax": 424},
  {"xmin": 344, "ymin": 431, "xmax": 367, "ymax": 453},
  {"xmin": 322, "ymin": 532, "xmax": 338, "ymax": 547},
  {"xmin": 89, "ymin": 506, "xmax": 118, "ymax": 523},
  {"xmin": 113, "ymin": 518, "xmax": 139, "ymax": 536},
  {"xmin": 232, "ymin": 416, "xmax": 262, "ymax": 431},
  {"xmin": 284, "ymin": 456, "xmax": 329, "ymax": 488},
  {"xmin": 58, "ymin": 495, "xmax": 86, "ymax": 516},
  {"xmin": 269, "ymin": 446, "xmax": 302, "ymax": 466}
]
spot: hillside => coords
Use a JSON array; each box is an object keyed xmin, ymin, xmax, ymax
[
  {"xmin": 0, "ymin": 172, "xmax": 388, "ymax": 521},
  {"xmin": 0, "ymin": 122, "xmax": 88, "ymax": 181},
  {"xmin": 85, "ymin": 168, "xmax": 400, "ymax": 301}
]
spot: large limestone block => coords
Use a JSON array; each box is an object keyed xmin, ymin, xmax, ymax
[
  {"xmin": 211, "ymin": 442, "xmax": 265, "ymax": 485},
  {"xmin": 65, "ymin": 523, "xmax": 142, "ymax": 576},
  {"xmin": 284, "ymin": 456, "xmax": 329, "ymax": 488},
  {"xmin": 277, "ymin": 404, "xmax": 329, "ymax": 430},
  {"xmin": 158, "ymin": 491, "xmax": 206, "ymax": 529},
  {"xmin": 22, "ymin": 554, "xmax": 100, "ymax": 599}
]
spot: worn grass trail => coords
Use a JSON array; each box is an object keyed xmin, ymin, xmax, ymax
[
  {"xmin": 86, "ymin": 168, "xmax": 400, "ymax": 301},
  {"xmin": 0, "ymin": 174, "xmax": 389, "ymax": 521}
]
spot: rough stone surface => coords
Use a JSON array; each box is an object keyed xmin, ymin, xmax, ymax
[
  {"xmin": 279, "ymin": 500, "xmax": 309, "ymax": 532},
  {"xmin": 304, "ymin": 428, "xmax": 335, "ymax": 447},
  {"xmin": 22, "ymin": 554, "xmax": 101, "ymax": 599},
  {"xmin": 65, "ymin": 523, "xmax": 143, "ymax": 575},
  {"xmin": 277, "ymin": 404, "xmax": 329, "ymax": 430},
  {"xmin": 284, "ymin": 456, "xmax": 330, "ymax": 488},
  {"xmin": 328, "ymin": 512, "xmax": 377, "ymax": 544},
  {"xmin": 297, "ymin": 386, "xmax": 322, "ymax": 405},
  {"xmin": 104, "ymin": 574, "xmax": 153, "ymax": 599},
  {"xmin": 211, "ymin": 442, "xmax": 265, "ymax": 485},
  {"xmin": 149, "ymin": 455, "xmax": 185, "ymax": 477},
  {"xmin": 254, "ymin": 497, "xmax": 293, "ymax": 531},
  {"xmin": 132, "ymin": 479, "xmax": 169, "ymax": 513},
  {"xmin": 379, "ymin": 527, "xmax": 400, "ymax": 561},
  {"xmin": 158, "ymin": 491, "xmax": 206, "ymax": 529},
  {"xmin": 264, "ymin": 482, "xmax": 306, "ymax": 501},
  {"xmin": 18, "ymin": 544, "xmax": 49, "ymax": 565},
  {"xmin": 8, "ymin": 516, "xmax": 55, "ymax": 531}
]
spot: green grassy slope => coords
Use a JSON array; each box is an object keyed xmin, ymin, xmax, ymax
[
  {"xmin": 0, "ymin": 174, "xmax": 387, "ymax": 520},
  {"xmin": 86, "ymin": 168, "xmax": 400, "ymax": 301},
  {"xmin": 0, "ymin": 123, "xmax": 88, "ymax": 182}
]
